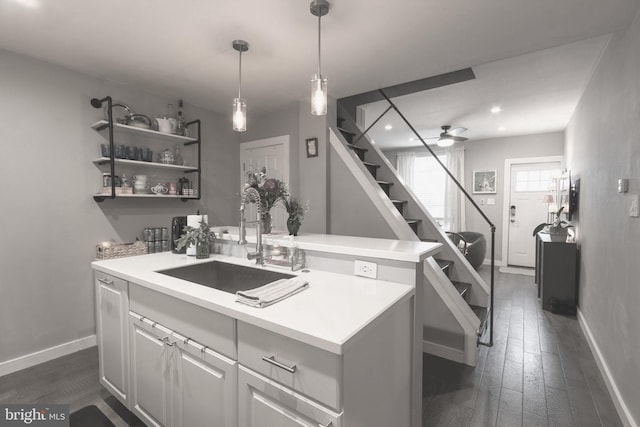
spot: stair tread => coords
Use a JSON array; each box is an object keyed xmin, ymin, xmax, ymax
[
  {"xmin": 451, "ymin": 281, "xmax": 471, "ymax": 298},
  {"xmin": 420, "ymin": 238, "xmax": 439, "ymax": 242},
  {"xmin": 376, "ymin": 180, "xmax": 394, "ymax": 185},
  {"xmin": 337, "ymin": 126, "xmax": 356, "ymax": 136},
  {"xmin": 362, "ymin": 161, "xmax": 380, "ymax": 168},
  {"xmin": 405, "ymin": 218, "xmax": 422, "ymax": 223},
  {"xmin": 347, "ymin": 143, "xmax": 368, "ymax": 152},
  {"xmin": 390, "ymin": 199, "xmax": 407, "ymax": 204},
  {"xmin": 435, "ymin": 258, "xmax": 453, "ymax": 272},
  {"xmin": 469, "ymin": 304, "xmax": 489, "ymax": 325}
]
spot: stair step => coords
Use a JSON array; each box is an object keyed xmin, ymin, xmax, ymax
[
  {"xmin": 435, "ymin": 258, "xmax": 453, "ymax": 277},
  {"xmin": 337, "ymin": 117, "xmax": 345, "ymax": 127},
  {"xmin": 405, "ymin": 218, "xmax": 421, "ymax": 234},
  {"xmin": 390, "ymin": 199, "xmax": 407, "ymax": 215},
  {"xmin": 338, "ymin": 127, "xmax": 356, "ymax": 144},
  {"xmin": 469, "ymin": 305, "xmax": 489, "ymax": 338},
  {"xmin": 362, "ymin": 161, "xmax": 380, "ymax": 179},
  {"xmin": 347, "ymin": 144, "xmax": 367, "ymax": 160},
  {"xmin": 376, "ymin": 180, "xmax": 393, "ymax": 196},
  {"xmin": 420, "ymin": 238, "xmax": 439, "ymax": 243},
  {"xmin": 337, "ymin": 126, "xmax": 356, "ymax": 136},
  {"xmin": 451, "ymin": 281, "xmax": 471, "ymax": 301}
]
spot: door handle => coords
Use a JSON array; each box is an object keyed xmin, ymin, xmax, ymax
[
  {"xmin": 97, "ymin": 277, "xmax": 114, "ymax": 286},
  {"xmin": 262, "ymin": 355, "xmax": 297, "ymax": 373}
]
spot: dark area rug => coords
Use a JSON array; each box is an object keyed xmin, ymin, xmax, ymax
[
  {"xmin": 70, "ymin": 405, "xmax": 115, "ymax": 427},
  {"xmin": 104, "ymin": 395, "xmax": 146, "ymax": 427}
]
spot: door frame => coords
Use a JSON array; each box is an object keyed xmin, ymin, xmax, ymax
[{"xmin": 501, "ymin": 156, "xmax": 563, "ymax": 267}]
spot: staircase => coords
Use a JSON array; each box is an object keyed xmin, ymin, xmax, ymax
[{"xmin": 331, "ymin": 112, "xmax": 492, "ymax": 366}]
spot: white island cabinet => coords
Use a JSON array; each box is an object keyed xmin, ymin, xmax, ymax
[{"xmin": 92, "ymin": 233, "xmax": 440, "ymax": 427}]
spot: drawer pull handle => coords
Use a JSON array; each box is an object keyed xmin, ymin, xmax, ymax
[
  {"xmin": 97, "ymin": 277, "xmax": 114, "ymax": 286},
  {"xmin": 262, "ymin": 355, "xmax": 297, "ymax": 373},
  {"xmin": 319, "ymin": 422, "xmax": 333, "ymax": 427}
]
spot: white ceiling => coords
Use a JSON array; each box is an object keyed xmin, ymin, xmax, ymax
[{"xmin": 0, "ymin": 0, "xmax": 638, "ymax": 123}]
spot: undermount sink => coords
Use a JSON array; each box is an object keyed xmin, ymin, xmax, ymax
[{"xmin": 157, "ymin": 260, "xmax": 295, "ymax": 294}]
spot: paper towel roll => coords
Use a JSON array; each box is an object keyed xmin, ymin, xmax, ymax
[{"xmin": 186, "ymin": 214, "xmax": 208, "ymax": 255}]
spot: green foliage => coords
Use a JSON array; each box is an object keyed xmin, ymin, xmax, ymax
[
  {"xmin": 175, "ymin": 221, "xmax": 216, "ymax": 251},
  {"xmin": 283, "ymin": 197, "xmax": 309, "ymax": 222}
]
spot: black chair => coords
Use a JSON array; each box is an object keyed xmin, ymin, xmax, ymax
[{"xmin": 445, "ymin": 231, "xmax": 486, "ymax": 270}]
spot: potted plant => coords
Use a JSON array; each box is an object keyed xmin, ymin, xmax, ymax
[
  {"xmin": 245, "ymin": 167, "xmax": 289, "ymax": 234},
  {"xmin": 283, "ymin": 197, "xmax": 309, "ymax": 236},
  {"xmin": 532, "ymin": 206, "xmax": 574, "ymax": 242},
  {"xmin": 175, "ymin": 221, "xmax": 216, "ymax": 258}
]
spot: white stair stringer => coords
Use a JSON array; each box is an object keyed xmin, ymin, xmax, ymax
[{"xmin": 329, "ymin": 125, "xmax": 489, "ymax": 366}]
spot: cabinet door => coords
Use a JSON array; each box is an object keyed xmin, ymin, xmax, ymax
[
  {"xmin": 238, "ymin": 366, "xmax": 341, "ymax": 427},
  {"xmin": 130, "ymin": 315, "xmax": 172, "ymax": 427},
  {"xmin": 173, "ymin": 338, "xmax": 237, "ymax": 427},
  {"xmin": 95, "ymin": 272, "xmax": 129, "ymax": 405}
]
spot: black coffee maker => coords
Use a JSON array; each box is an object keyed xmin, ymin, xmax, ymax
[{"xmin": 171, "ymin": 216, "xmax": 187, "ymax": 253}]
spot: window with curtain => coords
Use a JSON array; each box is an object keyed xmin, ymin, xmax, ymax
[{"xmin": 412, "ymin": 154, "xmax": 447, "ymax": 223}]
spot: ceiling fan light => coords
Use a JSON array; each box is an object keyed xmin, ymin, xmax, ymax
[{"xmin": 436, "ymin": 136, "xmax": 454, "ymax": 147}]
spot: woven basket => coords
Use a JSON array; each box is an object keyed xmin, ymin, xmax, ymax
[{"xmin": 96, "ymin": 239, "xmax": 147, "ymax": 260}]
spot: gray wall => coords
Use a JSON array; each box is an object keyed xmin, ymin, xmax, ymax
[
  {"xmin": 384, "ymin": 131, "xmax": 564, "ymax": 262},
  {"xmin": 0, "ymin": 49, "xmax": 237, "ymax": 364},
  {"xmin": 565, "ymin": 9, "xmax": 640, "ymax": 424}
]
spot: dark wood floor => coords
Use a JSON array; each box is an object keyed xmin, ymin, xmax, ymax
[
  {"xmin": 0, "ymin": 268, "xmax": 622, "ymax": 427},
  {"xmin": 422, "ymin": 267, "xmax": 622, "ymax": 427}
]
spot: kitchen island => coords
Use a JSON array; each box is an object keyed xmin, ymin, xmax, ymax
[{"xmin": 92, "ymin": 232, "xmax": 440, "ymax": 427}]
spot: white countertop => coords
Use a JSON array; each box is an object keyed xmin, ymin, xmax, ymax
[
  {"xmin": 93, "ymin": 252, "xmax": 420, "ymax": 354},
  {"xmin": 212, "ymin": 226, "xmax": 441, "ymax": 263}
]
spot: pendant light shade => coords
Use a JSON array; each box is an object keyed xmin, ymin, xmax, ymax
[
  {"xmin": 232, "ymin": 40, "xmax": 249, "ymax": 132},
  {"xmin": 310, "ymin": 0, "xmax": 329, "ymax": 116}
]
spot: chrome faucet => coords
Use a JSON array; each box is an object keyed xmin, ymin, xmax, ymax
[{"xmin": 239, "ymin": 186, "xmax": 264, "ymax": 265}]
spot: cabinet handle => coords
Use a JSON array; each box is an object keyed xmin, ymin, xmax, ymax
[
  {"xmin": 261, "ymin": 355, "xmax": 297, "ymax": 373},
  {"xmin": 97, "ymin": 277, "xmax": 114, "ymax": 286},
  {"xmin": 319, "ymin": 422, "xmax": 333, "ymax": 427}
]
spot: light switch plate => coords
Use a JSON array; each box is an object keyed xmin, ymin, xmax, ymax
[
  {"xmin": 630, "ymin": 194, "xmax": 639, "ymax": 217},
  {"xmin": 487, "ymin": 198, "xmax": 496, "ymax": 205}
]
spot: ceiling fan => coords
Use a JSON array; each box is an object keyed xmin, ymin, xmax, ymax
[{"xmin": 424, "ymin": 125, "xmax": 469, "ymax": 147}]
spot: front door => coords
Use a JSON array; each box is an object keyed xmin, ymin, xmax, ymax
[
  {"xmin": 507, "ymin": 161, "xmax": 560, "ymax": 267},
  {"xmin": 240, "ymin": 136, "xmax": 290, "ymax": 233}
]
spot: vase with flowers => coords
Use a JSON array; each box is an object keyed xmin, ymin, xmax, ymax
[
  {"xmin": 245, "ymin": 167, "xmax": 289, "ymax": 234},
  {"xmin": 174, "ymin": 221, "xmax": 216, "ymax": 258},
  {"xmin": 283, "ymin": 197, "xmax": 309, "ymax": 236}
]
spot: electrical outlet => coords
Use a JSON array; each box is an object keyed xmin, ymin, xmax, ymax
[
  {"xmin": 354, "ymin": 260, "xmax": 377, "ymax": 279},
  {"xmin": 630, "ymin": 194, "xmax": 639, "ymax": 217}
]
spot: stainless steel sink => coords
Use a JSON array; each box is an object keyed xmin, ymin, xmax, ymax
[{"xmin": 157, "ymin": 261, "xmax": 295, "ymax": 294}]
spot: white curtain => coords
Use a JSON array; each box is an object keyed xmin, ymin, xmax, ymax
[
  {"xmin": 444, "ymin": 147, "xmax": 465, "ymax": 232},
  {"xmin": 396, "ymin": 152, "xmax": 415, "ymax": 189}
]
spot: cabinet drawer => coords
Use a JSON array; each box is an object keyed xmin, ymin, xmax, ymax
[
  {"xmin": 237, "ymin": 321, "xmax": 341, "ymax": 410},
  {"xmin": 130, "ymin": 283, "xmax": 236, "ymax": 359},
  {"xmin": 238, "ymin": 365, "xmax": 341, "ymax": 427}
]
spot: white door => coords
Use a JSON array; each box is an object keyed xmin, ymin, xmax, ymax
[
  {"xmin": 96, "ymin": 274, "xmax": 128, "ymax": 405},
  {"xmin": 240, "ymin": 136, "xmax": 290, "ymax": 233},
  {"xmin": 173, "ymin": 340, "xmax": 237, "ymax": 427},
  {"xmin": 130, "ymin": 317, "xmax": 172, "ymax": 427},
  {"xmin": 238, "ymin": 366, "xmax": 340, "ymax": 427},
  {"xmin": 507, "ymin": 162, "xmax": 561, "ymax": 267}
]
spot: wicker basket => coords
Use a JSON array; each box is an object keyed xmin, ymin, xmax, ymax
[{"xmin": 96, "ymin": 239, "xmax": 147, "ymax": 260}]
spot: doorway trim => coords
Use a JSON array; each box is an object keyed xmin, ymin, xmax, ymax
[
  {"xmin": 239, "ymin": 135, "xmax": 290, "ymax": 185},
  {"xmin": 501, "ymin": 155, "xmax": 564, "ymax": 268}
]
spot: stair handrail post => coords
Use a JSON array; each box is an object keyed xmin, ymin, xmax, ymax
[{"xmin": 377, "ymin": 88, "xmax": 496, "ymax": 348}]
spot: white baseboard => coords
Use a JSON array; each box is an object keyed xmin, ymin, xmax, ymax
[
  {"xmin": 577, "ymin": 309, "xmax": 637, "ymax": 427},
  {"xmin": 423, "ymin": 340, "xmax": 465, "ymax": 364},
  {"xmin": 0, "ymin": 335, "xmax": 96, "ymax": 378}
]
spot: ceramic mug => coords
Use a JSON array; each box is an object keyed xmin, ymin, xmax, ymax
[
  {"xmin": 151, "ymin": 183, "xmax": 168, "ymax": 195},
  {"xmin": 167, "ymin": 182, "xmax": 177, "ymax": 195},
  {"xmin": 155, "ymin": 118, "xmax": 173, "ymax": 133},
  {"xmin": 126, "ymin": 146, "xmax": 139, "ymax": 160},
  {"xmin": 139, "ymin": 147, "xmax": 153, "ymax": 162},
  {"xmin": 114, "ymin": 144, "xmax": 126, "ymax": 159}
]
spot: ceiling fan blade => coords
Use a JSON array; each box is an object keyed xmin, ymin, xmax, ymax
[
  {"xmin": 449, "ymin": 127, "xmax": 467, "ymax": 136},
  {"xmin": 452, "ymin": 136, "xmax": 468, "ymax": 142}
]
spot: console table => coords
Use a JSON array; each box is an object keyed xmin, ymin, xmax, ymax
[{"xmin": 535, "ymin": 232, "xmax": 578, "ymax": 314}]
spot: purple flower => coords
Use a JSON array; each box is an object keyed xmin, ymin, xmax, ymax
[{"xmin": 263, "ymin": 178, "xmax": 278, "ymax": 194}]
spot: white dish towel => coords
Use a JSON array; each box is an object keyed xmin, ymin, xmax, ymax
[{"xmin": 236, "ymin": 278, "xmax": 309, "ymax": 308}]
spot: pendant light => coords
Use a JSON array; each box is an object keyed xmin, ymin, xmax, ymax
[
  {"xmin": 232, "ymin": 40, "xmax": 249, "ymax": 132},
  {"xmin": 310, "ymin": 0, "xmax": 329, "ymax": 116}
]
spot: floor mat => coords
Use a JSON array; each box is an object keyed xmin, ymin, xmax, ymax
[
  {"xmin": 70, "ymin": 405, "xmax": 115, "ymax": 427},
  {"xmin": 104, "ymin": 395, "xmax": 146, "ymax": 427}
]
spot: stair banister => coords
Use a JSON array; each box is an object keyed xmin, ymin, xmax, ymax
[{"xmin": 378, "ymin": 88, "xmax": 496, "ymax": 348}]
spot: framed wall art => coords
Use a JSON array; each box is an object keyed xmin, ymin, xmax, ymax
[
  {"xmin": 473, "ymin": 170, "xmax": 497, "ymax": 194},
  {"xmin": 306, "ymin": 137, "xmax": 319, "ymax": 158}
]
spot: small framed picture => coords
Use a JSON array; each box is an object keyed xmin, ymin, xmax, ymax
[
  {"xmin": 306, "ymin": 137, "xmax": 319, "ymax": 158},
  {"xmin": 473, "ymin": 170, "xmax": 497, "ymax": 194}
]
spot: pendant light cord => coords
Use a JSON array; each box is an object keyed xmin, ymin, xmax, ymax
[
  {"xmin": 317, "ymin": 13, "xmax": 322, "ymax": 76},
  {"xmin": 238, "ymin": 50, "xmax": 243, "ymax": 99}
]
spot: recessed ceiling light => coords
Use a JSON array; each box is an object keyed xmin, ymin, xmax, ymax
[
  {"xmin": 498, "ymin": 126, "xmax": 507, "ymax": 131},
  {"xmin": 384, "ymin": 124, "xmax": 393, "ymax": 130},
  {"xmin": 491, "ymin": 106, "xmax": 502, "ymax": 114}
]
